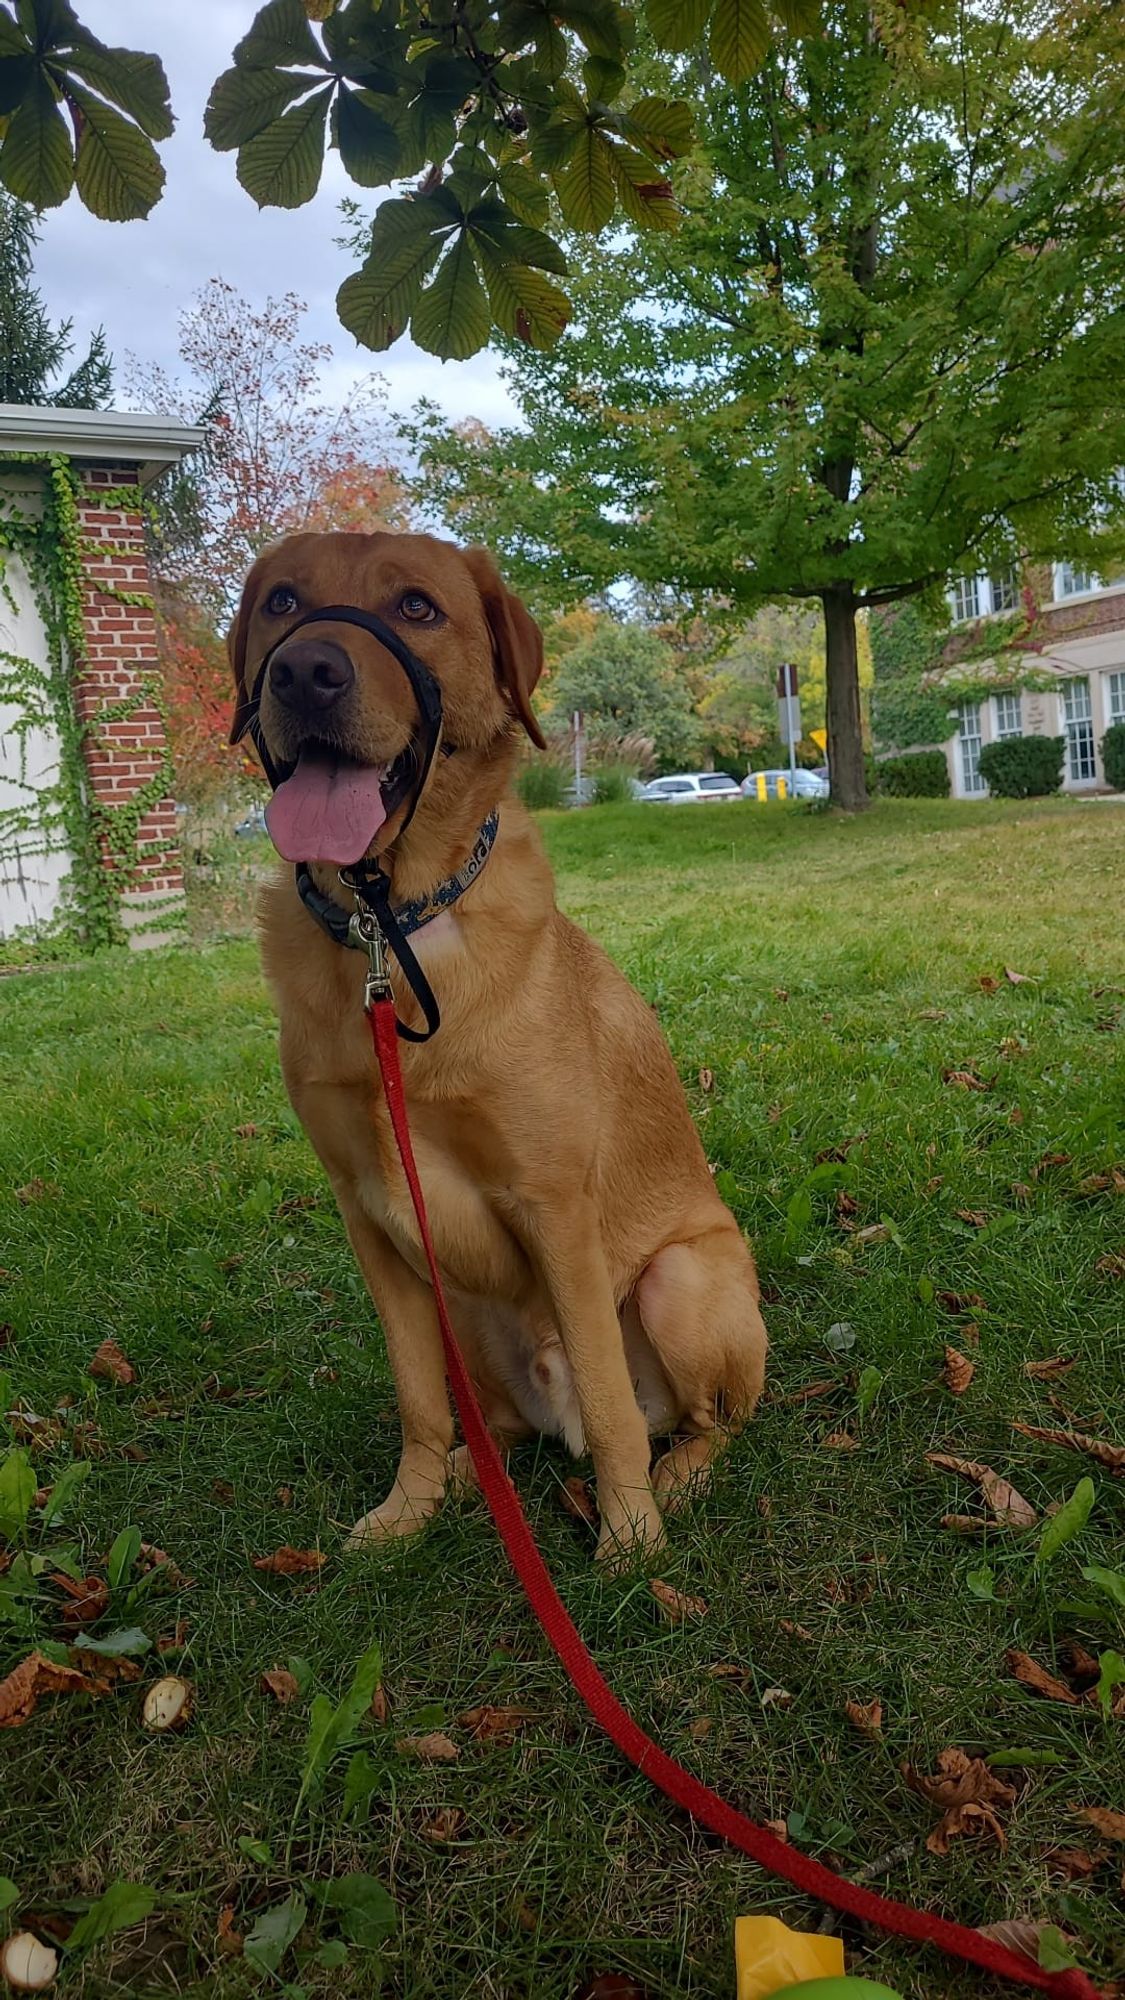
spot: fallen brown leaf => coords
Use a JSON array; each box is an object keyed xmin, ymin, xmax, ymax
[
  {"xmin": 396, "ymin": 1731, "xmax": 459, "ymax": 1762},
  {"xmin": 1023, "ymin": 1356, "xmax": 1076, "ymax": 1379},
  {"xmin": 941, "ymin": 1515, "xmax": 988, "ymax": 1535},
  {"xmin": 845, "ymin": 1697, "xmax": 883, "ymax": 1738},
  {"xmin": 836, "ymin": 1190, "xmax": 859, "ymax": 1225},
  {"xmin": 778, "ymin": 1620, "xmax": 814, "ymax": 1641},
  {"xmin": 1044, "ymin": 1845, "xmax": 1105, "ymax": 1878},
  {"xmin": 275, "ymin": 1485, "xmax": 293, "ymax": 1508},
  {"xmin": 936, "ymin": 1290, "xmax": 986, "ymax": 1315},
  {"xmin": 14, "ymin": 1178, "xmax": 56, "ymax": 1204},
  {"xmin": 761, "ymin": 1686, "xmax": 792, "ymax": 1709},
  {"xmin": 1077, "ymin": 1169, "xmax": 1125, "ymax": 1196},
  {"xmin": 422, "ymin": 1807, "xmax": 464, "ymax": 1842},
  {"xmin": 1009, "ymin": 1107, "xmax": 1025, "ymax": 1126},
  {"xmin": 1005, "ymin": 967, "xmax": 1035, "ymax": 985},
  {"xmin": 955, "ymin": 1210, "xmax": 990, "ymax": 1229},
  {"xmin": 705, "ymin": 1662, "xmax": 750, "ymax": 1680},
  {"xmin": 0, "ymin": 1650, "xmax": 103, "ymax": 1728},
  {"xmin": 155, "ymin": 1620, "xmax": 190, "ymax": 1656},
  {"xmin": 559, "ymin": 1476, "xmax": 598, "ymax": 1528},
  {"xmin": 370, "ymin": 1684, "xmax": 389, "ymax": 1724},
  {"xmin": 50, "ymin": 1573, "xmax": 109, "ymax": 1633},
  {"xmin": 688, "ymin": 1715, "xmax": 712, "ymax": 1740},
  {"xmin": 650, "ymin": 1579, "xmax": 709, "ymax": 1624},
  {"xmin": 88, "ymin": 1338, "xmax": 135, "ymax": 1386},
  {"xmin": 765, "ymin": 1818, "xmax": 790, "ymax": 1841},
  {"xmin": 961, "ymin": 1321, "xmax": 981, "ymax": 1346},
  {"xmin": 698, "ymin": 1066, "xmax": 714, "ymax": 1093},
  {"xmin": 216, "ymin": 1907, "xmax": 244, "ymax": 1958},
  {"xmin": 775, "ymin": 1378, "xmax": 836, "ymax": 1404},
  {"xmin": 853, "ymin": 1221, "xmax": 892, "ymax": 1246},
  {"xmin": 822, "ymin": 1429, "xmax": 859, "ymax": 1450},
  {"xmin": 458, "ymin": 1704, "xmax": 536, "ymax": 1745},
  {"xmin": 67, "ymin": 1648, "xmax": 141, "ymax": 1687},
  {"xmin": 1011, "ymin": 1420, "xmax": 1125, "ymax": 1474},
  {"xmin": 904, "ymin": 1748, "xmax": 1016, "ymax": 1855},
  {"xmin": 1074, "ymin": 1807, "xmax": 1125, "ymax": 1842},
  {"xmin": 252, "ymin": 1546, "xmax": 326, "ymax": 1575},
  {"xmin": 757, "ymin": 1494, "xmax": 773, "ymax": 1518},
  {"xmin": 943, "ymin": 1068, "xmax": 993, "ymax": 1092},
  {"xmin": 233, "ymin": 1123, "xmax": 259, "ymax": 1140},
  {"xmin": 1005, "ymin": 1649, "xmax": 1080, "ymax": 1706},
  {"xmin": 1011, "ymin": 1180, "xmax": 1034, "ymax": 1202},
  {"xmin": 1095, "ymin": 1250, "xmax": 1125, "ymax": 1281},
  {"xmin": 977, "ymin": 1919, "xmax": 1076, "ymax": 1959},
  {"xmin": 978, "ymin": 974, "xmax": 999, "ymax": 994},
  {"xmin": 1058, "ymin": 1642, "xmax": 1100, "ymax": 1690},
  {"xmin": 943, "ymin": 1347, "xmax": 975, "ymax": 1396},
  {"xmin": 1033, "ymin": 1150, "xmax": 1072, "ymax": 1176},
  {"xmin": 926, "ymin": 1452, "xmax": 1038, "ymax": 1530},
  {"xmin": 260, "ymin": 1668, "xmax": 299, "ymax": 1705}
]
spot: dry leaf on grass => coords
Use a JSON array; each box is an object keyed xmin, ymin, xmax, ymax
[
  {"xmin": 650, "ymin": 1579, "xmax": 708, "ymax": 1624},
  {"xmin": 275, "ymin": 1485, "xmax": 293, "ymax": 1508},
  {"xmin": 1005, "ymin": 1649, "xmax": 1081, "ymax": 1706},
  {"xmin": 698, "ymin": 1067, "xmax": 714, "ymax": 1093},
  {"xmin": 956, "ymin": 1210, "xmax": 990, "ymax": 1229},
  {"xmin": 943, "ymin": 1348, "xmax": 975, "ymax": 1395},
  {"xmin": 0, "ymin": 1650, "xmax": 103, "ymax": 1728},
  {"xmin": 1005, "ymin": 967, "xmax": 1035, "ymax": 985},
  {"xmin": 370, "ymin": 1684, "xmax": 389, "ymax": 1723},
  {"xmin": 978, "ymin": 974, "xmax": 999, "ymax": 994},
  {"xmin": 774, "ymin": 1378, "xmax": 836, "ymax": 1404},
  {"xmin": 1023, "ymin": 1356, "xmax": 1076, "ymax": 1380},
  {"xmin": 1033, "ymin": 1151, "xmax": 1072, "ymax": 1176},
  {"xmin": 765, "ymin": 1818, "xmax": 790, "ymax": 1841},
  {"xmin": 836, "ymin": 1190, "xmax": 859, "ymax": 1225},
  {"xmin": 87, "ymin": 1338, "xmax": 135, "ymax": 1385},
  {"xmin": 233, "ymin": 1123, "xmax": 259, "ymax": 1140},
  {"xmin": 1074, "ymin": 1807, "xmax": 1125, "ymax": 1842},
  {"xmin": 1011, "ymin": 1421, "xmax": 1125, "ymax": 1474},
  {"xmin": 845, "ymin": 1698, "xmax": 883, "ymax": 1738},
  {"xmin": 1043, "ymin": 1846, "xmax": 1105, "ymax": 1879},
  {"xmin": 942, "ymin": 1515, "xmax": 988, "ymax": 1535},
  {"xmin": 559, "ymin": 1477, "xmax": 598, "ymax": 1527},
  {"xmin": 926, "ymin": 1453, "xmax": 1037, "ymax": 1530},
  {"xmin": 977, "ymin": 1919, "xmax": 1075, "ymax": 1959},
  {"xmin": 251, "ymin": 1546, "xmax": 326, "ymax": 1575},
  {"xmin": 936, "ymin": 1290, "xmax": 986, "ymax": 1315},
  {"xmin": 761, "ymin": 1686, "xmax": 792, "ymax": 1709},
  {"xmin": 422, "ymin": 1807, "xmax": 464, "ymax": 1842},
  {"xmin": 396, "ymin": 1731, "xmax": 459, "ymax": 1762},
  {"xmin": 822, "ymin": 1429, "xmax": 860, "ymax": 1450},
  {"xmin": 14, "ymin": 1178, "xmax": 56, "ymax": 1204},
  {"xmin": 904, "ymin": 1748, "xmax": 1016, "ymax": 1854},
  {"xmin": 155, "ymin": 1620, "xmax": 190, "ymax": 1656},
  {"xmin": 260, "ymin": 1669, "xmax": 299, "ymax": 1705},
  {"xmin": 216, "ymin": 1907, "xmax": 244, "ymax": 1958},
  {"xmin": 50, "ymin": 1574, "xmax": 109, "ymax": 1632},
  {"xmin": 943, "ymin": 1068, "xmax": 993, "ymax": 1092},
  {"xmin": 778, "ymin": 1620, "xmax": 814, "ymax": 1641},
  {"xmin": 1094, "ymin": 1251, "xmax": 1125, "ymax": 1281},
  {"xmin": 853, "ymin": 1222, "xmax": 892, "ymax": 1245},
  {"xmin": 687, "ymin": 1716, "xmax": 712, "ymax": 1740},
  {"xmin": 1078, "ymin": 1169, "xmax": 1125, "ymax": 1195},
  {"xmin": 458, "ymin": 1704, "xmax": 536, "ymax": 1745}
]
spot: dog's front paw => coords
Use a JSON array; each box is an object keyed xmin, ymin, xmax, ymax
[
  {"xmin": 594, "ymin": 1488, "xmax": 666, "ymax": 1572},
  {"xmin": 344, "ymin": 1481, "xmax": 443, "ymax": 1550}
]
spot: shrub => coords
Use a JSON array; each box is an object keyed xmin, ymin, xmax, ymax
[
  {"xmin": 1102, "ymin": 721, "xmax": 1125, "ymax": 792},
  {"xmin": 590, "ymin": 764, "xmax": 638, "ymax": 804},
  {"xmin": 516, "ymin": 758, "xmax": 567, "ymax": 810},
  {"xmin": 874, "ymin": 750, "xmax": 950, "ymax": 798},
  {"xmin": 977, "ymin": 735, "xmax": 1064, "ymax": 798}
]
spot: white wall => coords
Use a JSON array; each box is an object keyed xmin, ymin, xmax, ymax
[{"xmin": 0, "ymin": 489, "xmax": 76, "ymax": 938}]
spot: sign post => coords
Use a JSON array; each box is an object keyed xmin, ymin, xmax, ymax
[{"xmin": 776, "ymin": 663, "xmax": 800, "ymax": 798}]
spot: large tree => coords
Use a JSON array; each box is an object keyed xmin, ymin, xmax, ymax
[
  {"xmin": 408, "ymin": 0, "xmax": 1125, "ymax": 805},
  {"xmin": 130, "ymin": 279, "xmax": 406, "ymax": 617},
  {"xmin": 0, "ymin": 191, "xmax": 112, "ymax": 406}
]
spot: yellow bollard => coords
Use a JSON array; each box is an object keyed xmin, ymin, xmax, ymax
[
  {"xmin": 756, "ymin": 772, "xmax": 767, "ymax": 802},
  {"xmin": 777, "ymin": 776, "xmax": 788, "ymax": 801}
]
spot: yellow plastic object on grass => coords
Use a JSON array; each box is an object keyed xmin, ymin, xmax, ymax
[{"xmin": 734, "ymin": 1916, "xmax": 845, "ymax": 1999}]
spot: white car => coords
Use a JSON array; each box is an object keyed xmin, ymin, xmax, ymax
[
  {"xmin": 641, "ymin": 772, "xmax": 743, "ymax": 803},
  {"xmin": 740, "ymin": 768, "xmax": 829, "ymax": 800}
]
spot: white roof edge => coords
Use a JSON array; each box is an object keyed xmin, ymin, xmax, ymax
[{"xmin": 0, "ymin": 404, "xmax": 206, "ymax": 487}]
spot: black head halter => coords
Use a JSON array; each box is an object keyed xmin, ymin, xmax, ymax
[{"xmin": 232, "ymin": 603, "xmax": 454, "ymax": 1040}]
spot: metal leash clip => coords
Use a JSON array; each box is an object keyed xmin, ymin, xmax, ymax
[{"xmin": 347, "ymin": 906, "xmax": 391, "ymax": 1009}]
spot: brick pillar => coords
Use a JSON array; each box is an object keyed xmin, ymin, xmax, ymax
[{"xmin": 72, "ymin": 462, "xmax": 185, "ymax": 948}]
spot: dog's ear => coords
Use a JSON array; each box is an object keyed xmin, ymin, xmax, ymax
[
  {"xmin": 227, "ymin": 570, "xmax": 259, "ymax": 746},
  {"xmin": 463, "ymin": 547, "xmax": 546, "ymax": 750}
]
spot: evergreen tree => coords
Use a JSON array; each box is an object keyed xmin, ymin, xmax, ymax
[{"xmin": 0, "ymin": 194, "xmax": 113, "ymax": 408}]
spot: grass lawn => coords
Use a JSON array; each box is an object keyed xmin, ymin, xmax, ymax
[{"xmin": 1, "ymin": 796, "xmax": 1124, "ymax": 2000}]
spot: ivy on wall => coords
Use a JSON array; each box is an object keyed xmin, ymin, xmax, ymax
[
  {"xmin": 0, "ymin": 453, "xmax": 176, "ymax": 950},
  {"xmin": 870, "ymin": 585, "xmax": 1060, "ymax": 753}
]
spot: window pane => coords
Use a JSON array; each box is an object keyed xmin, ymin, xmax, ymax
[
  {"xmin": 994, "ymin": 692, "xmax": 1022, "ymax": 739},
  {"xmin": 950, "ymin": 576, "xmax": 981, "ymax": 622},
  {"xmin": 1056, "ymin": 563, "xmax": 1096, "ymax": 599},
  {"xmin": 1061, "ymin": 678, "xmax": 1096, "ymax": 781},
  {"xmin": 989, "ymin": 567, "xmax": 1018, "ymax": 614},
  {"xmin": 957, "ymin": 701, "xmax": 986, "ymax": 794},
  {"xmin": 1108, "ymin": 671, "xmax": 1125, "ymax": 726}
]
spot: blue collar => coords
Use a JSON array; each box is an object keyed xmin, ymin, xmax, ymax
[{"xmin": 295, "ymin": 809, "xmax": 499, "ymax": 955}]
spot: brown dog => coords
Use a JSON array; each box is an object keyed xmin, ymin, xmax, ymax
[{"xmin": 230, "ymin": 529, "xmax": 767, "ymax": 1564}]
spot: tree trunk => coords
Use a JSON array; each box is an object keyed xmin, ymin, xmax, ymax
[{"xmin": 822, "ymin": 586, "xmax": 868, "ymax": 810}]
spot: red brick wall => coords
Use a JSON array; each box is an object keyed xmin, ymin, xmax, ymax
[{"xmin": 72, "ymin": 462, "xmax": 184, "ymax": 938}]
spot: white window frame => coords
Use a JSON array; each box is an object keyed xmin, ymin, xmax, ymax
[
  {"xmin": 1061, "ymin": 677, "xmax": 1097, "ymax": 783},
  {"xmin": 948, "ymin": 567, "xmax": 1020, "ymax": 623},
  {"xmin": 993, "ymin": 691, "xmax": 1022, "ymax": 740},
  {"xmin": 1107, "ymin": 670, "xmax": 1125, "ymax": 727},
  {"xmin": 956, "ymin": 700, "xmax": 987, "ymax": 795},
  {"xmin": 1053, "ymin": 562, "xmax": 1099, "ymax": 601}
]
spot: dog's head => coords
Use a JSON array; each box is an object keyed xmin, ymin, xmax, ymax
[{"xmin": 228, "ymin": 530, "xmax": 544, "ymax": 866}]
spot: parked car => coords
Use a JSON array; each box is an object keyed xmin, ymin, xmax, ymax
[
  {"xmin": 640, "ymin": 772, "xmax": 742, "ymax": 803},
  {"xmin": 234, "ymin": 802, "xmax": 268, "ymax": 836},
  {"xmin": 740, "ymin": 768, "xmax": 829, "ymax": 800}
]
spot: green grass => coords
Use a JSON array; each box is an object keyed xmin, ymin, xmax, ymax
[{"xmin": 1, "ymin": 796, "xmax": 1124, "ymax": 1999}]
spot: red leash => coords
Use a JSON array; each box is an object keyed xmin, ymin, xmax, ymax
[{"xmin": 367, "ymin": 996, "xmax": 1102, "ymax": 2000}]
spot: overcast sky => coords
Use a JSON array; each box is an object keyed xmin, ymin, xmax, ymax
[{"xmin": 33, "ymin": 0, "xmax": 520, "ymax": 433}]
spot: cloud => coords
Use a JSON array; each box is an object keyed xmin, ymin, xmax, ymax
[{"xmin": 32, "ymin": 0, "xmax": 520, "ymax": 432}]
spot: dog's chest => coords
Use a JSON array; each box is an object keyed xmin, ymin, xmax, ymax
[{"xmin": 358, "ymin": 1104, "xmax": 530, "ymax": 1300}]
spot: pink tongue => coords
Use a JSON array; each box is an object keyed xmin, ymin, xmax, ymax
[{"xmin": 265, "ymin": 749, "xmax": 388, "ymax": 865}]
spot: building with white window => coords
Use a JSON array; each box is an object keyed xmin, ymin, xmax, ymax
[{"xmin": 937, "ymin": 561, "xmax": 1125, "ymax": 798}]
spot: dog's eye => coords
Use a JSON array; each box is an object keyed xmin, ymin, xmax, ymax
[
  {"xmin": 266, "ymin": 585, "xmax": 298, "ymax": 616},
  {"xmin": 399, "ymin": 591, "xmax": 436, "ymax": 623}
]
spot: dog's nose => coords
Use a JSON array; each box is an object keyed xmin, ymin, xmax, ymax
[{"xmin": 268, "ymin": 637, "xmax": 355, "ymax": 714}]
